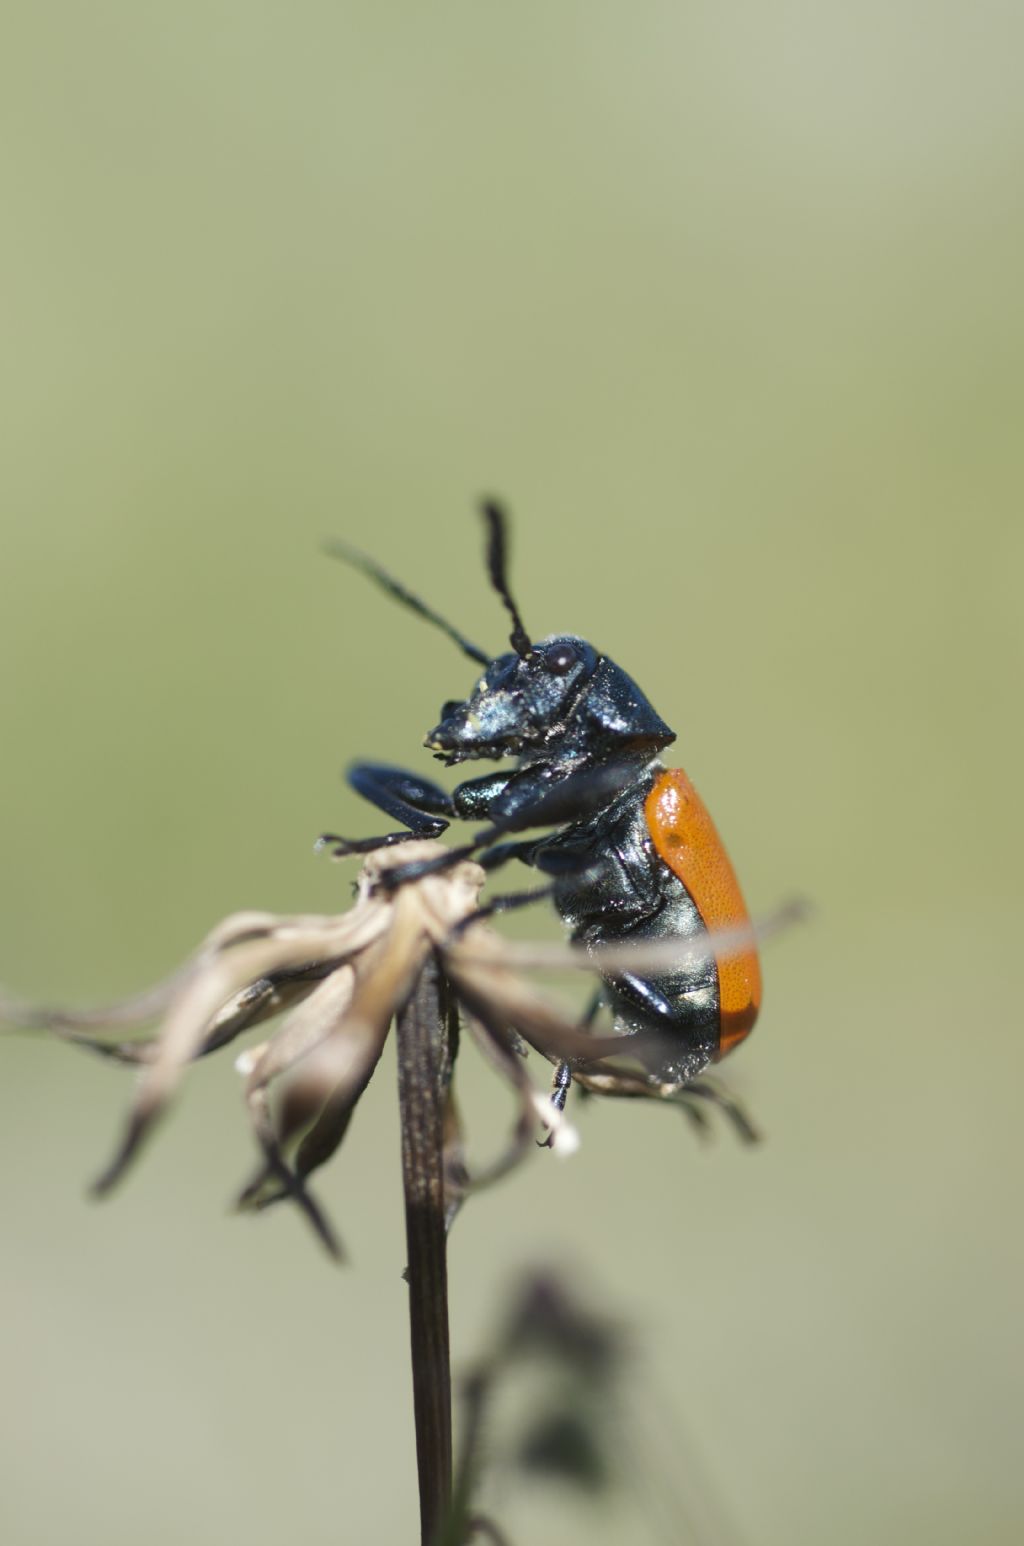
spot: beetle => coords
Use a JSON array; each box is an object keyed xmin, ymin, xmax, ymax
[{"xmin": 321, "ymin": 500, "xmax": 761, "ymax": 1120}]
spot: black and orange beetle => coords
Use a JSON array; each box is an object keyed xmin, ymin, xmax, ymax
[{"xmin": 322, "ymin": 501, "xmax": 760, "ymax": 1116}]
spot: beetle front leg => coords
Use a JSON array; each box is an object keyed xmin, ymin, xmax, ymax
[
  {"xmin": 451, "ymin": 770, "xmax": 515, "ymax": 821},
  {"xmin": 317, "ymin": 762, "xmax": 455, "ymax": 857},
  {"xmin": 375, "ymin": 758, "xmax": 645, "ymax": 888},
  {"xmin": 364, "ymin": 769, "xmax": 530, "ymax": 883}
]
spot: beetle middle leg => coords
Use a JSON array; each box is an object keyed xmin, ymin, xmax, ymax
[
  {"xmin": 448, "ymin": 881, "xmax": 557, "ymax": 940},
  {"xmin": 448, "ymin": 838, "xmax": 603, "ymax": 941},
  {"xmin": 317, "ymin": 762, "xmax": 455, "ymax": 856},
  {"xmin": 443, "ymin": 837, "xmax": 550, "ymax": 937}
]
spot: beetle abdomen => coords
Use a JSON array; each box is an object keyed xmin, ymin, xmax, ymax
[{"xmin": 644, "ymin": 768, "xmax": 761, "ymax": 1057}]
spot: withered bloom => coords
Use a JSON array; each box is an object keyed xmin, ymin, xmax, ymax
[
  {"xmin": 0, "ymin": 842, "xmax": 800, "ymax": 1546},
  {"xmin": 0, "ymin": 842, "xmax": 786, "ymax": 1256}
]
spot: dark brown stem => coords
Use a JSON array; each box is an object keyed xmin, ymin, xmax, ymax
[{"xmin": 396, "ymin": 951, "xmax": 455, "ymax": 1546}]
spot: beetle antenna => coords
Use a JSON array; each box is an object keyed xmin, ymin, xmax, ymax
[
  {"xmin": 480, "ymin": 498, "xmax": 533, "ymax": 659},
  {"xmin": 324, "ymin": 538, "xmax": 491, "ymax": 667}
]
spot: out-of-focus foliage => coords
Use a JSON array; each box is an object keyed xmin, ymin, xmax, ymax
[{"xmin": 1, "ymin": 4, "xmax": 1020, "ymax": 1544}]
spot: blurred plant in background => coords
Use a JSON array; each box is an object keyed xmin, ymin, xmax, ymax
[{"xmin": 445, "ymin": 1272, "xmax": 628, "ymax": 1546}]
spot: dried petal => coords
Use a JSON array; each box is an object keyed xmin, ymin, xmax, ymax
[{"xmin": 92, "ymin": 906, "xmax": 391, "ymax": 1194}]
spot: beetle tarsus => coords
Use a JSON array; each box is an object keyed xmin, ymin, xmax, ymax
[
  {"xmin": 537, "ymin": 1060, "xmax": 573, "ymax": 1148},
  {"xmin": 315, "ymin": 830, "xmax": 421, "ymax": 859}
]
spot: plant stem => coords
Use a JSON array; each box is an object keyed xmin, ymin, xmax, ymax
[{"xmin": 396, "ymin": 951, "xmax": 454, "ymax": 1546}]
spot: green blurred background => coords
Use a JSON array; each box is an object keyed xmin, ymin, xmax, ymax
[{"xmin": 1, "ymin": 3, "xmax": 1021, "ymax": 1542}]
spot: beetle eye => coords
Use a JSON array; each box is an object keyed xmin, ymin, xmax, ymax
[
  {"xmin": 439, "ymin": 700, "xmax": 462, "ymax": 720},
  {"xmin": 544, "ymin": 643, "xmax": 577, "ymax": 676}
]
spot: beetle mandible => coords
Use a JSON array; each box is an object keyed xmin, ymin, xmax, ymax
[{"xmin": 321, "ymin": 501, "xmax": 761, "ymax": 1117}]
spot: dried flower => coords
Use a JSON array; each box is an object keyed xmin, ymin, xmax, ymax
[
  {"xmin": 1, "ymin": 839, "xmax": 803, "ymax": 1545},
  {"xmin": 0, "ymin": 842, "xmax": 796, "ymax": 1256}
]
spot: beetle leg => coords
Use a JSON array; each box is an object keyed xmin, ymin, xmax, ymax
[
  {"xmin": 485, "ymin": 757, "xmax": 647, "ymax": 834},
  {"xmin": 680, "ymin": 1078, "xmax": 760, "ymax": 1144},
  {"xmin": 377, "ymin": 759, "xmax": 645, "ymax": 890},
  {"xmin": 478, "ymin": 839, "xmax": 539, "ymax": 872},
  {"xmin": 607, "ymin": 970, "xmax": 679, "ymax": 1025},
  {"xmin": 537, "ymin": 988, "xmax": 603, "ymax": 1147},
  {"xmin": 349, "ymin": 762, "xmax": 455, "ymax": 822},
  {"xmin": 572, "ymin": 1065, "xmax": 758, "ymax": 1144},
  {"xmin": 448, "ymin": 881, "xmax": 555, "ymax": 940},
  {"xmin": 536, "ymin": 1060, "xmax": 572, "ymax": 1148},
  {"xmin": 317, "ymin": 761, "xmax": 455, "ymax": 856},
  {"xmin": 451, "ymin": 770, "xmax": 515, "ymax": 820},
  {"xmin": 370, "ymin": 835, "xmax": 491, "ymax": 885},
  {"xmin": 316, "ymin": 830, "xmax": 425, "ymax": 857}
]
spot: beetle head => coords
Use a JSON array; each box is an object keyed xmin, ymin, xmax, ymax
[
  {"xmin": 327, "ymin": 498, "xmax": 675, "ymax": 768},
  {"xmin": 425, "ymin": 635, "xmax": 675, "ymax": 767}
]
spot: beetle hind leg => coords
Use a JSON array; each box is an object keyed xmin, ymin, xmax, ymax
[
  {"xmin": 570, "ymin": 1065, "xmax": 758, "ymax": 1144},
  {"xmin": 537, "ymin": 989, "xmax": 603, "ymax": 1148},
  {"xmin": 536, "ymin": 1060, "xmax": 573, "ymax": 1148}
]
